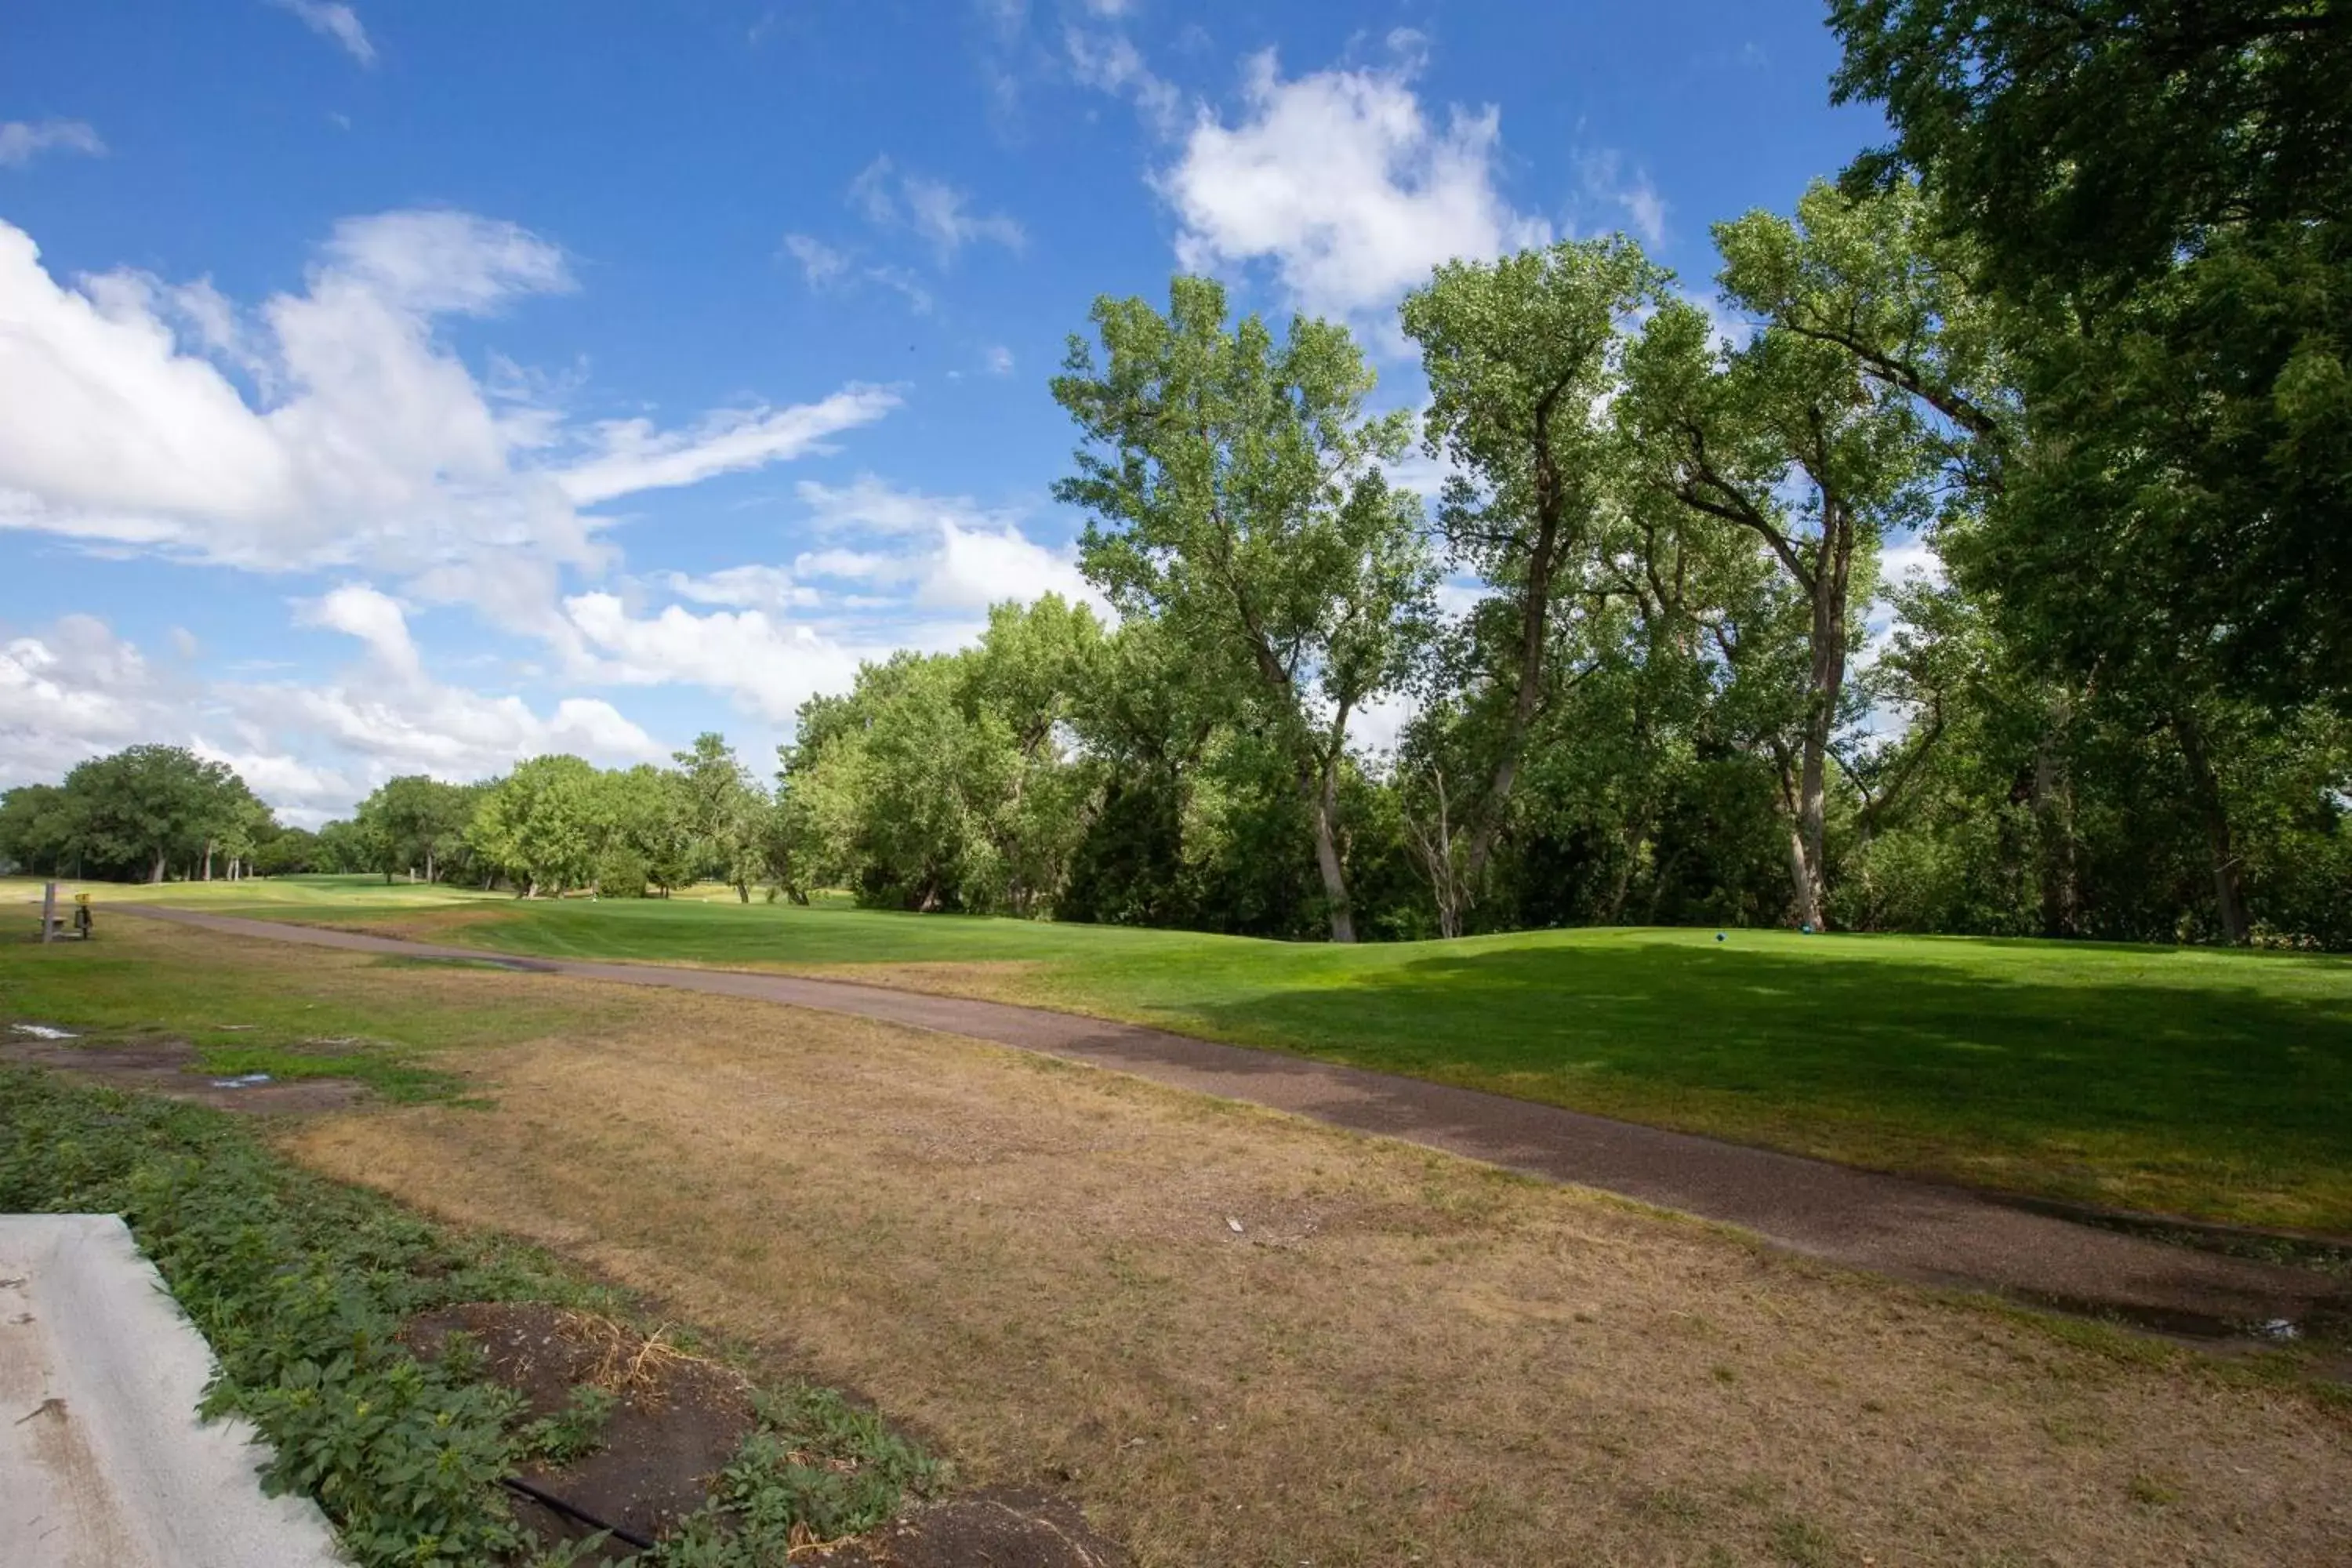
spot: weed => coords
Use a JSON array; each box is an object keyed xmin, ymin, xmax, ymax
[{"xmin": 520, "ymin": 1385, "xmax": 619, "ymax": 1467}]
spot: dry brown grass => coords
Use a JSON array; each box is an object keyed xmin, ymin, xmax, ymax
[{"xmin": 272, "ymin": 971, "xmax": 2352, "ymax": 1567}]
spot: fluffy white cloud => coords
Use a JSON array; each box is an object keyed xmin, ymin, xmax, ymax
[
  {"xmin": 0, "ymin": 213, "xmax": 892, "ymax": 627},
  {"xmin": 983, "ymin": 344, "xmax": 1015, "ymax": 376},
  {"xmin": 0, "ymin": 617, "xmax": 163, "ymax": 782},
  {"xmin": 1158, "ymin": 47, "xmax": 1549, "ymax": 320},
  {"xmin": 0, "ymin": 119, "xmax": 105, "ymax": 169},
  {"xmin": 270, "ymin": 0, "xmax": 376, "ymax": 65},
  {"xmin": 2, "ymin": 605, "xmax": 661, "ymax": 815},
  {"xmin": 558, "ymin": 474, "xmax": 1111, "ymax": 723},
  {"xmin": 561, "ymin": 593, "xmax": 866, "ymax": 723},
  {"xmin": 299, "ymin": 583, "xmax": 423, "ymax": 679},
  {"xmin": 924, "ymin": 519, "xmax": 1101, "ymax": 612}
]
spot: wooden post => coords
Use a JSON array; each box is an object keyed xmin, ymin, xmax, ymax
[{"xmin": 41, "ymin": 880, "xmax": 56, "ymax": 944}]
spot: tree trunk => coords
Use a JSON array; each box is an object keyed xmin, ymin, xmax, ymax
[
  {"xmin": 1787, "ymin": 510, "xmax": 1852, "ymax": 931},
  {"xmin": 2172, "ymin": 707, "xmax": 2249, "ymax": 945},
  {"xmin": 2031, "ymin": 708, "xmax": 2080, "ymax": 938},
  {"xmin": 1301, "ymin": 759, "xmax": 1356, "ymax": 944},
  {"xmin": 202, "ymin": 840, "xmax": 213, "ymax": 881},
  {"xmin": 425, "ymin": 847, "xmax": 435, "ymax": 884},
  {"xmin": 150, "ymin": 848, "xmax": 167, "ymax": 884}
]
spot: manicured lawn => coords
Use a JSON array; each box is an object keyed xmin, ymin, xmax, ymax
[{"xmin": 24, "ymin": 877, "xmax": 2352, "ymax": 1231}]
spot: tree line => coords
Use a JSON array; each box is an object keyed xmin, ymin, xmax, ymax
[{"xmin": 5, "ymin": 5, "xmax": 2343, "ymax": 946}]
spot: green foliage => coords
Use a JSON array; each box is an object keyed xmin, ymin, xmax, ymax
[
  {"xmin": 650, "ymin": 1387, "xmax": 940, "ymax": 1565},
  {"xmin": 1054, "ymin": 274, "xmax": 1433, "ymax": 942},
  {"xmin": 781, "ymin": 597, "xmax": 1105, "ymax": 917},
  {"xmin": 1831, "ymin": 0, "xmax": 2352, "ymax": 706},
  {"xmin": 0, "ymin": 745, "xmax": 271, "ymax": 882},
  {"xmin": 593, "ymin": 845, "xmax": 650, "ymax": 899},
  {"xmin": 468, "ymin": 754, "xmax": 609, "ymax": 896},
  {"xmin": 519, "ymin": 1385, "xmax": 619, "ymax": 1467}
]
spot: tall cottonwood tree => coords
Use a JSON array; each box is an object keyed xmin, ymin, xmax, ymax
[
  {"xmin": 1622, "ymin": 185, "xmax": 1976, "ymax": 928},
  {"xmin": 1398, "ymin": 237, "xmax": 1673, "ymax": 924},
  {"xmin": 1054, "ymin": 276, "xmax": 1432, "ymax": 942}
]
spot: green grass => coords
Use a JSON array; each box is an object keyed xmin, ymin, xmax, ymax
[{"xmin": 22, "ymin": 877, "xmax": 2352, "ymax": 1232}]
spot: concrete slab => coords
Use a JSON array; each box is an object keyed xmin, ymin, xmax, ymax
[{"xmin": 0, "ymin": 1214, "xmax": 345, "ymax": 1567}]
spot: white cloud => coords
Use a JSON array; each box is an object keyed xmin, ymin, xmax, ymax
[
  {"xmin": 781, "ymin": 232, "xmax": 850, "ymax": 288},
  {"xmin": 557, "ymin": 387, "xmax": 900, "ymax": 505},
  {"xmin": 0, "ymin": 617, "xmax": 162, "ymax": 782},
  {"xmin": 657, "ymin": 564, "xmax": 818, "ymax": 612},
  {"xmin": 0, "ymin": 213, "xmax": 893, "ymax": 628},
  {"xmin": 2, "ymin": 608, "xmax": 663, "ymax": 816},
  {"xmin": 561, "ymin": 593, "xmax": 864, "ymax": 723},
  {"xmin": 984, "ymin": 344, "xmax": 1015, "ymax": 376},
  {"xmin": 1577, "ymin": 150, "xmax": 1667, "ymax": 249},
  {"xmin": 270, "ymin": 0, "xmax": 376, "ymax": 65},
  {"xmin": 849, "ymin": 157, "xmax": 1025, "ymax": 262},
  {"xmin": 863, "ymin": 264, "xmax": 935, "ymax": 314},
  {"xmin": 321, "ymin": 209, "xmax": 572, "ymax": 312},
  {"xmin": 924, "ymin": 519, "xmax": 1102, "ymax": 613},
  {"xmin": 0, "ymin": 119, "xmax": 105, "ymax": 169},
  {"xmin": 1066, "ymin": 28, "xmax": 1183, "ymax": 136},
  {"xmin": 299, "ymin": 583, "xmax": 421, "ymax": 679},
  {"xmin": 1158, "ymin": 47, "xmax": 1549, "ymax": 320}
]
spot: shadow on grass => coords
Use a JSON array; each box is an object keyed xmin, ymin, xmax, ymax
[{"xmin": 1165, "ymin": 939, "xmax": 2352, "ymax": 1225}]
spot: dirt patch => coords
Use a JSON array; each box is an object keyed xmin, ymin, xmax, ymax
[
  {"xmin": 810, "ymin": 1488, "xmax": 1126, "ymax": 1567},
  {"xmin": 404, "ymin": 1301, "xmax": 753, "ymax": 1548},
  {"xmin": 0, "ymin": 1036, "xmax": 367, "ymax": 1112}
]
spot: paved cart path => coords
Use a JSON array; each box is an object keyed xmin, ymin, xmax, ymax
[{"xmin": 123, "ymin": 905, "xmax": 2348, "ymax": 1337}]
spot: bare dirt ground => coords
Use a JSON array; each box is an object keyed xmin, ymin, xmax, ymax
[
  {"xmin": 282, "ymin": 982, "xmax": 2352, "ymax": 1567},
  {"xmin": 0, "ymin": 1035, "xmax": 368, "ymax": 1112}
]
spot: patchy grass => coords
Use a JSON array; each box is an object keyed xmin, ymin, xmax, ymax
[
  {"xmin": 99, "ymin": 878, "xmax": 2352, "ymax": 1232},
  {"xmin": 0, "ymin": 909, "xmax": 670, "ymax": 1102},
  {"xmin": 173, "ymin": 930, "xmax": 2336, "ymax": 1567}
]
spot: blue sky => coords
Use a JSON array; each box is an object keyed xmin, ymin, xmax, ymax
[{"xmin": 0, "ymin": 0, "xmax": 1883, "ymax": 823}]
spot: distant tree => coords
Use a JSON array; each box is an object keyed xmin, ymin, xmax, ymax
[
  {"xmin": 49, "ymin": 746, "xmax": 258, "ymax": 884},
  {"xmin": 673, "ymin": 734, "xmax": 768, "ymax": 902},
  {"xmin": 1054, "ymin": 275, "xmax": 1433, "ymax": 942},
  {"xmin": 352, "ymin": 775, "xmax": 476, "ymax": 884},
  {"xmin": 251, "ymin": 825, "xmax": 321, "ymax": 877},
  {"xmin": 466, "ymin": 756, "xmax": 608, "ymax": 897},
  {"xmin": 0, "ymin": 785, "xmax": 71, "ymax": 877}
]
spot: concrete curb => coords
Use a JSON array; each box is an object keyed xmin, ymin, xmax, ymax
[{"xmin": 0, "ymin": 1214, "xmax": 346, "ymax": 1567}]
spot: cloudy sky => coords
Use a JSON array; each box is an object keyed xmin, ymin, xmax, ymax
[{"xmin": 1, "ymin": 0, "xmax": 1881, "ymax": 823}]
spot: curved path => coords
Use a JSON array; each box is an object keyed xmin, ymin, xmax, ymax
[{"xmin": 125, "ymin": 906, "xmax": 2347, "ymax": 1337}]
